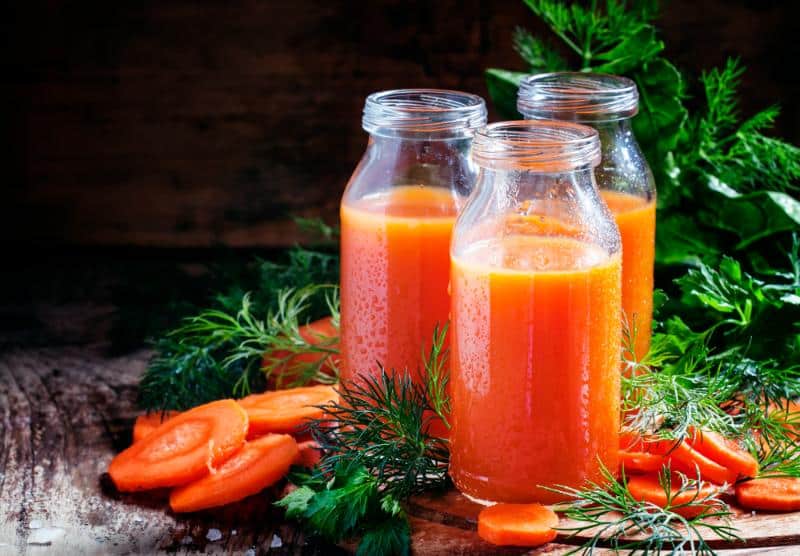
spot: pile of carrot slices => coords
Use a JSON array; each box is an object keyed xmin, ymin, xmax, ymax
[
  {"xmin": 110, "ymin": 384, "xmax": 338, "ymax": 512},
  {"xmin": 620, "ymin": 428, "xmax": 800, "ymax": 513},
  {"xmin": 479, "ymin": 426, "xmax": 800, "ymax": 548}
]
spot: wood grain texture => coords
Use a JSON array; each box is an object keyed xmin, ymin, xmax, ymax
[
  {"xmin": 408, "ymin": 486, "xmax": 800, "ymax": 551},
  {"xmin": 3, "ymin": 0, "xmax": 798, "ymax": 248}
]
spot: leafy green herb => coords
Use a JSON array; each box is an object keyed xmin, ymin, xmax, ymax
[
  {"xmin": 550, "ymin": 464, "xmax": 739, "ymax": 555},
  {"xmin": 277, "ymin": 462, "xmax": 410, "ymax": 556},
  {"xmin": 310, "ymin": 324, "xmax": 451, "ymax": 500},
  {"xmin": 138, "ymin": 246, "xmax": 339, "ymax": 411}
]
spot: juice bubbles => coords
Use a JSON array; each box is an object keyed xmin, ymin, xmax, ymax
[
  {"xmin": 340, "ymin": 186, "xmax": 456, "ymax": 383},
  {"xmin": 339, "ymin": 89, "xmax": 487, "ymax": 387},
  {"xmin": 450, "ymin": 236, "xmax": 621, "ymax": 503},
  {"xmin": 449, "ymin": 120, "xmax": 622, "ymax": 504},
  {"xmin": 601, "ymin": 191, "xmax": 657, "ymax": 361},
  {"xmin": 518, "ymin": 73, "xmax": 657, "ymax": 361}
]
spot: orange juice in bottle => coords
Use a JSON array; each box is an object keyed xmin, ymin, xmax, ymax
[
  {"xmin": 519, "ymin": 73, "xmax": 656, "ymax": 362},
  {"xmin": 449, "ymin": 121, "xmax": 622, "ymax": 504},
  {"xmin": 340, "ymin": 89, "xmax": 486, "ymax": 394}
]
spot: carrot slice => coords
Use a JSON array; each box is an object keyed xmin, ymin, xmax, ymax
[
  {"xmin": 262, "ymin": 317, "xmax": 339, "ymax": 388},
  {"xmin": 108, "ymin": 399, "xmax": 248, "ymax": 492},
  {"xmin": 238, "ymin": 385, "xmax": 338, "ymax": 437},
  {"xmin": 645, "ymin": 438, "xmax": 738, "ymax": 485},
  {"xmin": 293, "ymin": 440, "xmax": 322, "ymax": 468},
  {"xmin": 736, "ymin": 477, "xmax": 800, "ymax": 512},
  {"xmin": 132, "ymin": 411, "xmax": 180, "ymax": 443},
  {"xmin": 627, "ymin": 475, "xmax": 722, "ymax": 518},
  {"xmin": 477, "ymin": 503, "xmax": 558, "ymax": 547},
  {"xmin": 620, "ymin": 450, "xmax": 667, "ymax": 474},
  {"xmin": 170, "ymin": 434, "xmax": 298, "ymax": 513},
  {"xmin": 687, "ymin": 429, "xmax": 759, "ymax": 479}
]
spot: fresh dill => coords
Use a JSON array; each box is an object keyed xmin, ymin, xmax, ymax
[
  {"xmin": 309, "ymin": 324, "xmax": 451, "ymax": 500},
  {"xmin": 550, "ymin": 464, "xmax": 740, "ymax": 555}
]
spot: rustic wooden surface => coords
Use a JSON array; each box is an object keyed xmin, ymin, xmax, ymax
[
  {"xmin": 3, "ymin": 0, "xmax": 798, "ymax": 248},
  {"xmin": 2, "ymin": 255, "xmax": 800, "ymax": 555}
]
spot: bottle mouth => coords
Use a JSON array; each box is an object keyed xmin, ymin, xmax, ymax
[
  {"xmin": 472, "ymin": 120, "xmax": 601, "ymax": 172},
  {"xmin": 362, "ymin": 89, "xmax": 487, "ymax": 138},
  {"xmin": 517, "ymin": 73, "xmax": 639, "ymax": 122}
]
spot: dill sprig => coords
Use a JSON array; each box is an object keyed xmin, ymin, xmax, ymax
[
  {"xmin": 310, "ymin": 324, "xmax": 451, "ymax": 500},
  {"xmin": 177, "ymin": 284, "xmax": 340, "ymax": 389},
  {"xmin": 550, "ymin": 464, "xmax": 740, "ymax": 555},
  {"xmin": 138, "ymin": 281, "xmax": 339, "ymax": 411}
]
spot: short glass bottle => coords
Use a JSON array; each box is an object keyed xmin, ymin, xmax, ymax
[
  {"xmin": 518, "ymin": 73, "xmax": 656, "ymax": 361},
  {"xmin": 449, "ymin": 120, "xmax": 622, "ymax": 504},
  {"xmin": 340, "ymin": 89, "xmax": 487, "ymax": 397}
]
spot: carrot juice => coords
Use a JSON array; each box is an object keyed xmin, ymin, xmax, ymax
[
  {"xmin": 340, "ymin": 185, "xmax": 456, "ymax": 385},
  {"xmin": 450, "ymin": 235, "xmax": 622, "ymax": 504},
  {"xmin": 601, "ymin": 191, "xmax": 656, "ymax": 361}
]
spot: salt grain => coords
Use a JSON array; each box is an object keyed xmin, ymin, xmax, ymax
[
  {"xmin": 206, "ymin": 528, "xmax": 223, "ymax": 542},
  {"xmin": 181, "ymin": 536, "xmax": 193, "ymax": 545},
  {"xmin": 28, "ymin": 519, "xmax": 43, "ymax": 530},
  {"xmin": 245, "ymin": 549, "xmax": 256, "ymax": 556},
  {"xmin": 270, "ymin": 534, "xmax": 283, "ymax": 548}
]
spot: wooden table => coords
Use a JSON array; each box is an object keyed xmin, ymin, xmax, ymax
[{"xmin": 2, "ymin": 254, "xmax": 799, "ymax": 554}]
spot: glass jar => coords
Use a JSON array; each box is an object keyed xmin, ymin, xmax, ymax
[
  {"xmin": 518, "ymin": 73, "xmax": 656, "ymax": 362},
  {"xmin": 340, "ymin": 89, "xmax": 487, "ymax": 393},
  {"xmin": 449, "ymin": 121, "xmax": 622, "ymax": 504}
]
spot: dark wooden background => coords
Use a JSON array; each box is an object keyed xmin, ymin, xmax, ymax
[{"xmin": 3, "ymin": 0, "xmax": 798, "ymax": 249}]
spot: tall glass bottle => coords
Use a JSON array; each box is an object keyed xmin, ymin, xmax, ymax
[
  {"xmin": 340, "ymin": 89, "xmax": 487, "ymax": 391},
  {"xmin": 449, "ymin": 121, "xmax": 621, "ymax": 504},
  {"xmin": 518, "ymin": 73, "xmax": 656, "ymax": 361}
]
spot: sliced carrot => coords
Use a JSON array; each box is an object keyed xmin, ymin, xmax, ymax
[
  {"xmin": 132, "ymin": 411, "xmax": 180, "ymax": 443},
  {"xmin": 477, "ymin": 503, "xmax": 558, "ymax": 547},
  {"xmin": 170, "ymin": 434, "xmax": 298, "ymax": 513},
  {"xmin": 644, "ymin": 438, "xmax": 738, "ymax": 485},
  {"xmin": 262, "ymin": 317, "xmax": 340, "ymax": 388},
  {"xmin": 293, "ymin": 440, "xmax": 322, "ymax": 468},
  {"xmin": 108, "ymin": 399, "xmax": 248, "ymax": 492},
  {"xmin": 627, "ymin": 475, "xmax": 722, "ymax": 518},
  {"xmin": 736, "ymin": 477, "xmax": 800, "ymax": 512},
  {"xmin": 238, "ymin": 384, "xmax": 338, "ymax": 438},
  {"xmin": 687, "ymin": 429, "xmax": 759, "ymax": 480},
  {"xmin": 620, "ymin": 450, "xmax": 667, "ymax": 474}
]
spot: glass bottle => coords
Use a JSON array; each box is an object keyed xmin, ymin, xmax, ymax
[
  {"xmin": 518, "ymin": 73, "xmax": 656, "ymax": 361},
  {"xmin": 340, "ymin": 89, "xmax": 487, "ymax": 393},
  {"xmin": 449, "ymin": 121, "xmax": 621, "ymax": 504}
]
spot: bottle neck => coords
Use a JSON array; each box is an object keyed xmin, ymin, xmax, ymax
[
  {"xmin": 358, "ymin": 133, "xmax": 478, "ymax": 197},
  {"xmin": 588, "ymin": 119, "xmax": 655, "ymax": 197}
]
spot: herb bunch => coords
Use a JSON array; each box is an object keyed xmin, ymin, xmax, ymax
[
  {"xmin": 277, "ymin": 326, "xmax": 452, "ymax": 555},
  {"xmin": 138, "ymin": 246, "xmax": 339, "ymax": 411}
]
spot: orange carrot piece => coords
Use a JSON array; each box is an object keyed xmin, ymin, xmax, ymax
[
  {"xmin": 293, "ymin": 440, "xmax": 322, "ymax": 468},
  {"xmin": 736, "ymin": 477, "xmax": 800, "ymax": 512},
  {"xmin": 262, "ymin": 317, "xmax": 340, "ymax": 388},
  {"xmin": 645, "ymin": 438, "xmax": 738, "ymax": 485},
  {"xmin": 620, "ymin": 450, "xmax": 667, "ymax": 474},
  {"xmin": 687, "ymin": 429, "xmax": 759, "ymax": 480},
  {"xmin": 132, "ymin": 411, "xmax": 180, "ymax": 443},
  {"xmin": 238, "ymin": 385, "xmax": 338, "ymax": 438},
  {"xmin": 627, "ymin": 475, "xmax": 722, "ymax": 518},
  {"xmin": 477, "ymin": 503, "xmax": 559, "ymax": 547},
  {"xmin": 170, "ymin": 434, "xmax": 298, "ymax": 513},
  {"xmin": 108, "ymin": 399, "xmax": 248, "ymax": 492}
]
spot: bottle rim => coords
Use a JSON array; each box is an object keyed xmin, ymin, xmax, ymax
[
  {"xmin": 472, "ymin": 120, "xmax": 601, "ymax": 172},
  {"xmin": 517, "ymin": 72, "xmax": 639, "ymax": 122},
  {"xmin": 362, "ymin": 89, "xmax": 487, "ymax": 137}
]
